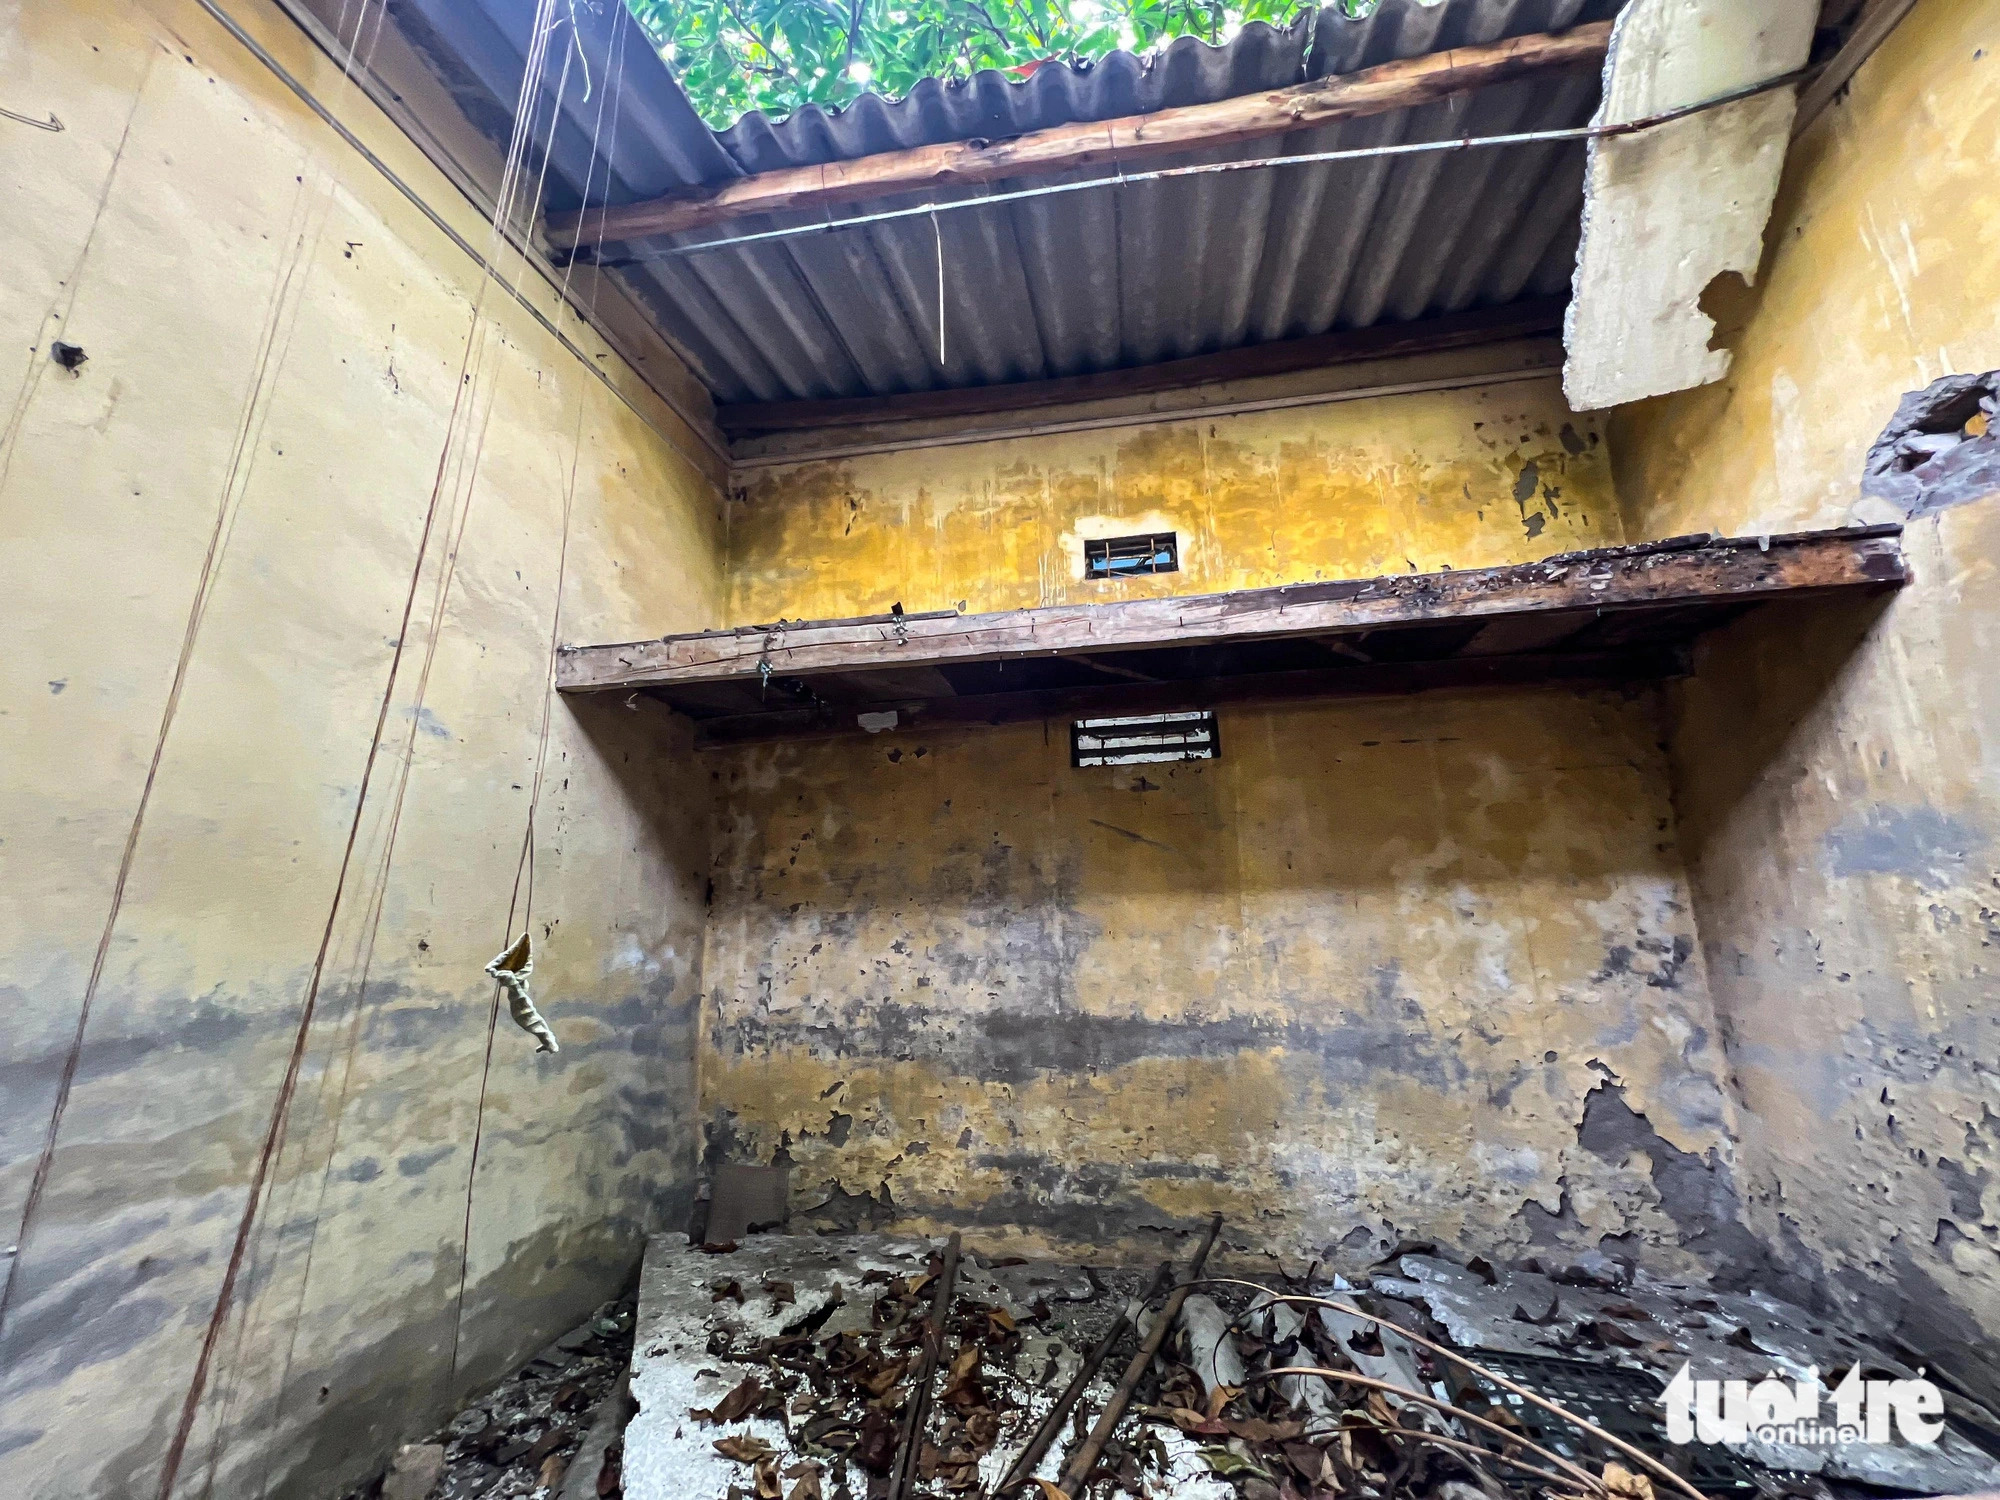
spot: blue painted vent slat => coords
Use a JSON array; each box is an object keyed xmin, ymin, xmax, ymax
[{"xmin": 1084, "ymin": 532, "xmax": 1179, "ymax": 579}]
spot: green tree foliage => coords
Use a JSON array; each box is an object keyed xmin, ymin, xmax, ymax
[{"xmin": 625, "ymin": 0, "xmax": 1379, "ymax": 129}]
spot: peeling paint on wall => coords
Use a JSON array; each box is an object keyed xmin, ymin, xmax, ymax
[
  {"xmin": 726, "ymin": 379, "xmax": 1617, "ymax": 626},
  {"xmin": 1610, "ymin": 0, "xmax": 2000, "ymax": 1407},
  {"xmin": 701, "ymin": 689, "xmax": 1740, "ymax": 1280}
]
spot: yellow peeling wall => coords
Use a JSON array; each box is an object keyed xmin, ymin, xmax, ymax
[
  {"xmin": 1611, "ymin": 6, "xmax": 2000, "ymax": 1402},
  {"xmin": 707, "ymin": 381, "xmax": 1759, "ymax": 1276},
  {"xmin": 705, "ymin": 690, "xmax": 1741, "ymax": 1270},
  {"xmin": 728, "ymin": 375, "xmax": 1616, "ymax": 621},
  {"xmin": 0, "ymin": 1, "xmax": 724, "ymax": 1496}
]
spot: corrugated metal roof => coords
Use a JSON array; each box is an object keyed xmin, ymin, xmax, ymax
[{"xmin": 386, "ymin": 0, "xmax": 1622, "ymax": 407}]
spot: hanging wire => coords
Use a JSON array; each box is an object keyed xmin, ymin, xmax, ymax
[
  {"xmin": 154, "ymin": 0, "xmax": 573, "ymax": 1491},
  {"xmin": 930, "ymin": 207, "xmax": 946, "ymax": 367}
]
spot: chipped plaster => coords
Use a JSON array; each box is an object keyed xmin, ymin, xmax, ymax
[{"xmin": 1610, "ymin": 0, "xmax": 2000, "ymax": 1407}]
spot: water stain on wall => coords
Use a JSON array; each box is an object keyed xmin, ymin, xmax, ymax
[
  {"xmin": 702, "ymin": 689, "xmax": 1739, "ymax": 1277},
  {"xmin": 1610, "ymin": 0, "xmax": 2000, "ymax": 1406},
  {"xmin": 727, "ymin": 379, "xmax": 1615, "ymax": 625}
]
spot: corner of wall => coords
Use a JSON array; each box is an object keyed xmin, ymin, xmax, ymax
[{"xmin": 1606, "ymin": 0, "xmax": 2000, "ymax": 1403}]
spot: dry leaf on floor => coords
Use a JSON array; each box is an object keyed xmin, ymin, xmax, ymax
[
  {"xmin": 1603, "ymin": 1462, "xmax": 1656, "ymax": 1500},
  {"xmin": 1198, "ymin": 1448, "xmax": 1271, "ymax": 1480},
  {"xmin": 1034, "ymin": 1483, "xmax": 1068, "ymax": 1500},
  {"xmin": 1204, "ymin": 1384, "xmax": 1243, "ymax": 1419},
  {"xmin": 1225, "ymin": 1417, "xmax": 1303, "ymax": 1443},
  {"xmin": 694, "ymin": 1375, "xmax": 764, "ymax": 1425},
  {"xmin": 1162, "ymin": 1406, "xmax": 1228, "ymax": 1436},
  {"xmin": 715, "ymin": 1434, "xmax": 776, "ymax": 1464}
]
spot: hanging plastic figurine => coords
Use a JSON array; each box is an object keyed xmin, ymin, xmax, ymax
[{"xmin": 485, "ymin": 932, "xmax": 559, "ymax": 1053}]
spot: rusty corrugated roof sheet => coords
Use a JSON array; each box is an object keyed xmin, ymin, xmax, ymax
[{"xmin": 385, "ymin": 0, "xmax": 1622, "ymax": 406}]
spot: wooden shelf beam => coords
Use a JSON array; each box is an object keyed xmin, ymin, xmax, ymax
[{"xmin": 557, "ymin": 528, "xmax": 1906, "ymax": 699}]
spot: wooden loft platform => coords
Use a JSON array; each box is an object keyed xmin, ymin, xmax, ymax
[{"xmin": 557, "ymin": 527, "xmax": 1906, "ymax": 747}]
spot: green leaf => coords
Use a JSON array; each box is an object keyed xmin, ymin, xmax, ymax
[
  {"xmin": 1197, "ymin": 1448, "xmax": 1273, "ymax": 1480},
  {"xmin": 623, "ymin": 0, "xmax": 1319, "ymax": 126}
]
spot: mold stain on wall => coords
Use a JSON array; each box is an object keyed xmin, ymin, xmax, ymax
[
  {"xmin": 701, "ymin": 688, "xmax": 1744, "ymax": 1279},
  {"xmin": 0, "ymin": 0, "xmax": 724, "ymax": 1495},
  {"xmin": 1610, "ymin": 0, "xmax": 2000, "ymax": 1405},
  {"xmin": 726, "ymin": 377, "xmax": 1615, "ymax": 625}
]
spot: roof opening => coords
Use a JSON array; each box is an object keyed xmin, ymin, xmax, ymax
[
  {"xmin": 1084, "ymin": 532, "xmax": 1178, "ymax": 580},
  {"xmin": 1072, "ymin": 710, "xmax": 1218, "ymax": 768}
]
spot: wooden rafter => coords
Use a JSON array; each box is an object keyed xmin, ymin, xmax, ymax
[{"xmin": 543, "ymin": 22, "xmax": 1612, "ymax": 249}]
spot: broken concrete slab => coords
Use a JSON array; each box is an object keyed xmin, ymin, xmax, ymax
[
  {"xmin": 1860, "ymin": 370, "xmax": 2000, "ymax": 517},
  {"xmin": 623, "ymin": 1233, "xmax": 1216, "ymax": 1500},
  {"xmin": 1372, "ymin": 1254, "xmax": 2000, "ymax": 1494},
  {"xmin": 705, "ymin": 1162, "xmax": 791, "ymax": 1243},
  {"xmin": 380, "ymin": 1443, "xmax": 444, "ymax": 1500},
  {"xmin": 1564, "ymin": 0, "xmax": 1818, "ymax": 410},
  {"xmin": 624, "ymin": 1234, "xmax": 940, "ymax": 1500},
  {"xmin": 557, "ymin": 1369, "xmax": 636, "ymax": 1500}
]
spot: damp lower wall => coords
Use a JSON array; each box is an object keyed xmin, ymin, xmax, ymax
[
  {"xmin": 0, "ymin": 0, "xmax": 724, "ymax": 1495},
  {"xmin": 702, "ymin": 689, "xmax": 1745, "ymax": 1275},
  {"xmin": 703, "ymin": 378, "xmax": 1766, "ymax": 1278},
  {"xmin": 1609, "ymin": 1, "xmax": 2000, "ymax": 1406}
]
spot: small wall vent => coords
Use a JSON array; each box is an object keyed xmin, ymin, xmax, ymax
[
  {"xmin": 1072, "ymin": 710, "xmax": 1218, "ymax": 767},
  {"xmin": 1084, "ymin": 532, "xmax": 1178, "ymax": 579}
]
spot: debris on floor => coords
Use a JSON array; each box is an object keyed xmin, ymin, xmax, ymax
[
  {"xmin": 338, "ymin": 1295, "xmax": 637, "ymax": 1500},
  {"xmin": 614, "ymin": 1232, "xmax": 2000, "ymax": 1500}
]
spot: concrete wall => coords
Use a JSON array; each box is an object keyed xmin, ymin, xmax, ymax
[
  {"xmin": 727, "ymin": 373, "xmax": 1617, "ymax": 621},
  {"xmin": 1610, "ymin": 3, "xmax": 2000, "ymax": 1402},
  {"xmin": 703, "ymin": 689, "xmax": 1741, "ymax": 1273},
  {"xmin": 705, "ymin": 380, "xmax": 1760, "ymax": 1274},
  {"xmin": 0, "ymin": 1, "xmax": 725, "ymax": 1495}
]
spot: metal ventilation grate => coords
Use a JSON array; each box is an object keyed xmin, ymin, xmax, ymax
[
  {"xmin": 1073, "ymin": 710, "xmax": 1218, "ymax": 767},
  {"xmin": 1449, "ymin": 1349, "xmax": 1764, "ymax": 1494},
  {"xmin": 1084, "ymin": 533, "xmax": 1179, "ymax": 579}
]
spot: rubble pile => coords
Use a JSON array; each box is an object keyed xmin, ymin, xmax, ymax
[
  {"xmin": 341, "ymin": 1296, "xmax": 636, "ymax": 1500},
  {"xmin": 621, "ymin": 1235, "xmax": 2000, "ymax": 1500}
]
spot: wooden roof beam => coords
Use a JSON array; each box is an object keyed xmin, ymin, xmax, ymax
[{"xmin": 543, "ymin": 22, "xmax": 1613, "ymax": 249}]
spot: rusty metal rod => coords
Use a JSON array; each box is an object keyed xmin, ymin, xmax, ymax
[
  {"xmin": 1058, "ymin": 1214, "xmax": 1223, "ymax": 1496},
  {"xmin": 992, "ymin": 1261, "xmax": 1176, "ymax": 1499},
  {"xmin": 888, "ymin": 1231, "xmax": 961, "ymax": 1500},
  {"xmin": 1253, "ymin": 1367, "xmax": 1607, "ymax": 1495}
]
